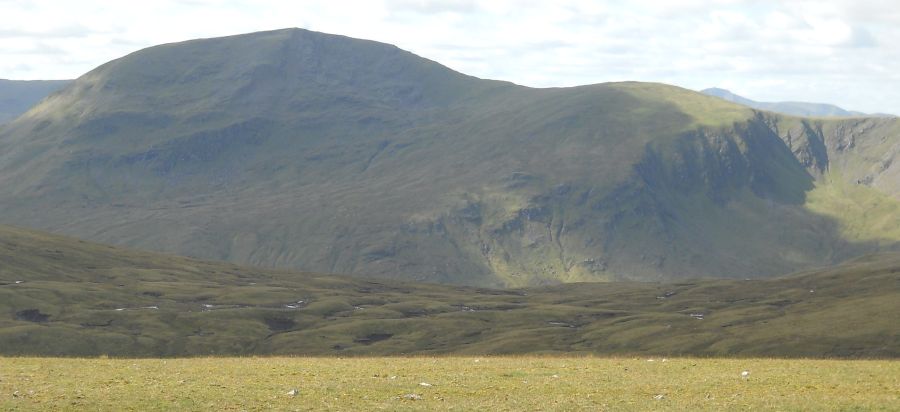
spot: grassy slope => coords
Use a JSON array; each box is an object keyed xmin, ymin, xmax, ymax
[
  {"xmin": 806, "ymin": 170, "xmax": 900, "ymax": 243},
  {"xmin": 0, "ymin": 79, "xmax": 71, "ymax": 124},
  {"xmin": 2, "ymin": 357, "xmax": 897, "ymax": 411},
  {"xmin": 1, "ymin": 225, "xmax": 897, "ymax": 358}
]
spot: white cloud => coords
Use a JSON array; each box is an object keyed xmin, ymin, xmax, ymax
[{"xmin": 0, "ymin": 0, "xmax": 897, "ymax": 114}]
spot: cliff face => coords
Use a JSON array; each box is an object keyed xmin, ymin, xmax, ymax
[{"xmin": 768, "ymin": 116, "xmax": 900, "ymax": 195}]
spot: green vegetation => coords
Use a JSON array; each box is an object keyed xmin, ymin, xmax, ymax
[
  {"xmin": 1, "ymin": 357, "xmax": 897, "ymax": 410},
  {"xmin": 806, "ymin": 170, "xmax": 900, "ymax": 243},
  {"xmin": 617, "ymin": 82, "xmax": 752, "ymax": 128},
  {"xmin": 0, "ymin": 28, "xmax": 898, "ymax": 287},
  {"xmin": 1, "ymin": 224, "xmax": 897, "ymax": 357}
]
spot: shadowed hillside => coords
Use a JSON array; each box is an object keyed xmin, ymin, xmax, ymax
[
  {"xmin": 1, "ymin": 224, "xmax": 897, "ymax": 357},
  {"xmin": 1, "ymin": 29, "xmax": 899, "ymax": 286}
]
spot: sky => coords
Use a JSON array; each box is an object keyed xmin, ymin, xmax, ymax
[{"xmin": 1, "ymin": 0, "xmax": 898, "ymax": 114}]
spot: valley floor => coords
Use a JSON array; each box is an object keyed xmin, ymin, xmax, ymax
[{"xmin": 1, "ymin": 357, "xmax": 897, "ymax": 411}]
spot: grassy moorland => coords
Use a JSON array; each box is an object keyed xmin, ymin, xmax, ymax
[
  {"xmin": 1, "ymin": 357, "xmax": 897, "ymax": 411},
  {"xmin": 1, "ymin": 224, "xmax": 898, "ymax": 358}
]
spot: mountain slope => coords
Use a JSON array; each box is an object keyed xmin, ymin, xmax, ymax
[
  {"xmin": 701, "ymin": 87, "xmax": 892, "ymax": 118},
  {"xmin": 0, "ymin": 79, "xmax": 71, "ymax": 124},
  {"xmin": 1, "ymin": 224, "xmax": 897, "ymax": 357},
  {"xmin": 1, "ymin": 29, "xmax": 899, "ymax": 286}
]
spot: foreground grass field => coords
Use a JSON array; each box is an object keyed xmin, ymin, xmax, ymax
[{"xmin": 1, "ymin": 357, "xmax": 897, "ymax": 411}]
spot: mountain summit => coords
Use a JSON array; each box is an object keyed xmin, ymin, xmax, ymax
[{"xmin": 1, "ymin": 29, "xmax": 899, "ymax": 286}]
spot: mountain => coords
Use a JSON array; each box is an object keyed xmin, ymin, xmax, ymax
[
  {"xmin": 1, "ymin": 28, "xmax": 899, "ymax": 287},
  {"xmin": 0, "ymin": 79, "xmax": 72, "ymax": 124},
  {"xmin": 701, "ymin": 87, "xmax": 893, "ymax": 118},
  {"xmin": 1, "ymin": 224, "xmax": 897, "ymax": 357}
]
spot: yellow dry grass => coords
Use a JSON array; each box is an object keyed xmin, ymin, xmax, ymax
[{"xmin": 1, "ymin": 357, "xmax": 897, "ymax": 411}]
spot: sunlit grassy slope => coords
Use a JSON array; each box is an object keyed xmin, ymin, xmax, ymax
[
  {"xmin": 1, "ymin": 224, "xmax": 897, "ymax": 358},
  {"xmin": 1, "ymin": 357, "xmax": 897, "ymax": 411},
  {"xmin": 806, "ymin": 171, "xmax": 900, "ymax": 243},
  {"xmin": 0, "ymin": 79, "xmax": 71, "ymax": 124},
  {"xmin": 3, "ymin": 28, "xmax": 897, "ymax": 287}
]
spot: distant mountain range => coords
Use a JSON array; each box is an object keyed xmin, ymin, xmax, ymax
[
  {"xmin": 1, "ymin": 29, "xmax": 899, "ymax": 287},
  {"xmin": 701, "ymin": 87, "xmax": 895, "ymax": 118},
  {"xmin": 0, "ymin": 79, "xmax": 72, "ymax": 124}
]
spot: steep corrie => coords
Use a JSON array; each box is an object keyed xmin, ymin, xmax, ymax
[
  {"xmin": 0, "ymin": 29, "xmax": 898, "ymax": 287},
  {"xmin": 766, "ymin": 115, "xmax": 900, "ymax": 244}
]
